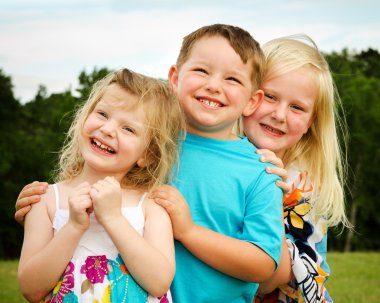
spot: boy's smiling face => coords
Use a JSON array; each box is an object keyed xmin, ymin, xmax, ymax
[{"xmin": 169, "ymin": 35, "xmax": 261, "ymax": 140}]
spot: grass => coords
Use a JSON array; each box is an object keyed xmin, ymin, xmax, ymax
[
  {"xmin": 0, "ymin": 260, "xmax": 26, "ymax": 303},
  {"xmin": 1, "ymin": 252, "xmax": 379, "ymax": 302},
  {"xmin": 327, "ymin": 252, "xmax": 380, "ymax": 303}
]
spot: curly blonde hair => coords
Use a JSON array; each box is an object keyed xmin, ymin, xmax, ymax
[{"xmin": 56, "ymin": 68, "xmax": 185, "ymax": 191}]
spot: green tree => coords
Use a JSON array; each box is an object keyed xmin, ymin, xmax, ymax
[
  {"xmin": 0, "ymin": 67, "xmax": 113, "ymax": 258},
  {"xmin": 0, "ymin": 69, "xmax": 24, "ymax": 258},
  {"xmin": 76, "ymin": 67, "xmax": 112, "ymax": 100},
  {"xmin": 326, "ymin": 49, "xmax": 380, "ymax": 251}
]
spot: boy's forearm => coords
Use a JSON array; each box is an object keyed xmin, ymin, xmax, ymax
[
  {"xmin": 257, "ymin": 238, "xmax": 293, "ymax": 294},
  {"xmin": 180, "ymin": 224, "xmax": 276, "ymax": 282}
]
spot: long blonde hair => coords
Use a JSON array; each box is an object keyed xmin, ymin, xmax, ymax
[
  {"xmin": 263, "ymin": 35, "xmax": 349, "ymax": 227},
  {"xmin": 56, "ymin": 68, "xmax": 185, "ymax": 191}
]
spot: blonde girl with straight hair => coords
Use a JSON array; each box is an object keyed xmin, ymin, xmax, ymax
[
  {"xmin": 18, "ymin": 68, "xmax": 184, "ymax": 303},
  {"xmin": 243, "ymin": 35, "xmax": 350, "ymax": 303}
]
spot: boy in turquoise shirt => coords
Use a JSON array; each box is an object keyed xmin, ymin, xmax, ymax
[{"xmin": 152, "ymin": 24, "xmax": 284, "ymax": 302}]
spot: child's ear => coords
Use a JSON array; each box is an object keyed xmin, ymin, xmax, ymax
[
  {"xmin": 168, "ymin": 65, "xmax": 179, "ymax": 94},
  {"xmin": 242, "ymin": 89, "xmax": 264, "ymax": 117},
  {"xmin": 305, "ymin": 113, "xmax": 316, "ymax": 134},
  {"xmin": 137, "ymin": 158, "xmax": 147, "ymax": 168}
]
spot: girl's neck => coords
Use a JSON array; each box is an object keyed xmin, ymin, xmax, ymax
[{"xmin": 69, "ymin": 165, "xmax": 125, "ymax": 186}]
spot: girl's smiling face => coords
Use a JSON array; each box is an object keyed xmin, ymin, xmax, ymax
[
  {"xmin": 243, "ymin": 67, "xmax": 316, "ymax": 159},
  {"xmin": 80, "ymin": 83, "xmax": 148, "ymax": 179}
]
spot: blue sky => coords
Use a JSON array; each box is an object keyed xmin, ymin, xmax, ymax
[{"xmin": 1, "ymin": 0, "xmax": 380, "ymax": 103}]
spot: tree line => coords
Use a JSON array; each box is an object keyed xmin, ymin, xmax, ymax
[{"xmin": 1, "ymin": 48, "xmax": 379, "ymax": 259}]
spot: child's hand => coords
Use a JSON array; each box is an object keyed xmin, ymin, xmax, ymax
[
  {"xmin": 150, "ymin": 185, "xmax": 195, "ymax": 241},
  {"xmin": 257, "ymin": 149, "xmax": 290, "ymax": 193},
  {"xmin": 15, "ymin": 181, "xmax": 48, "ymax": 225},
  {"xmin": 68, "ymin": 182, "xmax": 93, "ymax": 231},
  {"xmin": 90, "ymin": 176, "xmax": 123, "ymax": 225}
]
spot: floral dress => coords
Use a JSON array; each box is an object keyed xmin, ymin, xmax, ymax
[
  {"xmin": 256, "ymin": 164, "xmax": 332, "ymax": 303},
  {"xmin": 43, "ymin": 184, "xmax": 171, "ymax": 303},
  {"xmin": 277, "ymin": 164, "xmax": 332, "ymax": 303}
]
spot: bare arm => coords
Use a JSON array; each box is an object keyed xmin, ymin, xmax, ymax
[
  {"xmin": 151, "ymin": 185, "xmax": 277, "ymax": 282},
  {"xmin": 17, "ymin": 185, "xmax": 88, "ymax": 302},
  {"xmin": 257, "ymin": 237, "xmax": 293, "ymax": 294},
  {"xmin": 179, "ymin": 223, "xmax": 275, "ymax": 282},
  {"xmin": 15, "ymin": 181, "xmax": 48, "ymax": 224},
  {"xmin": 91, "ymin": 177, "xmax": 175, "ymax": 297}
]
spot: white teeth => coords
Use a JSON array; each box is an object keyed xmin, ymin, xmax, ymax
[
  {"xmin": 200, "ymin": 99, "xmax": 221, "ymax": 108},
  {"xmin": 93, "ymin": 138, "xmax": 115, "ymax": 153},
  {"xmin": 263, "ymin": 125, "xmax": 284, "ymax": 135}
]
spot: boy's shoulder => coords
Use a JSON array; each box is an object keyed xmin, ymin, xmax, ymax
[{"xmin": 182, "ymin": 133, "xmax": 274, "ymax": 176}]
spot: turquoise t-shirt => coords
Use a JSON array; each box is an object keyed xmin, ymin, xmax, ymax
[{"xmin": 171, "ymin": 133, "xmax": 284, "ymax": 303}]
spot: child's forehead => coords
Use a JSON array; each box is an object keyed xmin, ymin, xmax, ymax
[
  {"xmin": 186, "ymin": 36, "xmax": 255, "ymax": 79},
  {"xmin": 97, "ymin": 86, "xmax": 141, "ymax": 110},
  {"xmin": 188, "ymin": 36, "xmax": 246, "ymax": 65},
  {"xmin": 191, "ymin": 35, "xmax": 233, "ymax": 53}
]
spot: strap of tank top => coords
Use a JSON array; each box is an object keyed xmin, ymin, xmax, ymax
[
  {"xmin": 52, "ymin": 183, "xmax": 60, "ymax": 211},
  {"xmin": 137, "ymin": 192, "xmax": 148, "ymax": 208}
]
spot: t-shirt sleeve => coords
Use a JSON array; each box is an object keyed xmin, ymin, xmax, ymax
[{"xmin": 239, "ymin": 171, "xmax": 284, "ymax": 267}]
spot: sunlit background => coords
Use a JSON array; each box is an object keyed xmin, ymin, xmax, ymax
[{"xmin": 1, "ymin": 0, "xmax": 379, "ymax": 103}]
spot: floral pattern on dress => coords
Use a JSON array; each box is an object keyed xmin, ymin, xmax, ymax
[
  {"xmin": 80, "ymin": 255, "xmax": 109, "ymax": 284},
  {"xmin": 279, "ymin": 168, "xmax": 332, "ymax": 303},
  {"xmin": 107, "ymin": 254, "xmax": 149, "ymax": 303},
  {"xmin": 48, "ymin": 261, "xmax": 77, "ymax": 303},
  {"xmin": 256, "ymin": 166, "xmax": 332, "ymax": 303}
]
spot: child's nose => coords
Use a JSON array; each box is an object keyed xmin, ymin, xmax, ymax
[
  {"xmin": 100, "ymin": 121, "xmax": 116, "ymax": 136},
  {"xmin": 271, "ymin": 105, "xmax": 287, "ymax": 122},
  {"xmin": 205, "ymin": 75, "xmax": 221, "ymax": 93}
]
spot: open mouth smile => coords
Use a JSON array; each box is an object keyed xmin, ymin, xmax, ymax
[
  {"xmin": 260, "ymin": 123, "xmax": 285, "ymax": 136},
  {"xmin": 197, "ymin": 97, "xmax": 223, "ymax": 108},
  {"xmin": 91, "ymin": 138, "xmax": 116, "ymax": 154}
]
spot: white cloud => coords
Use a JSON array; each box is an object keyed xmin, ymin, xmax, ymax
[{"xmin": 1, "ymin": 1, "xmax": 380, "ymax": 103}]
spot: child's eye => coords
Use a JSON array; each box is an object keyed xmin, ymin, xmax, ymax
[
  {"xmin": 290, "ymin": 104, "xmax": 304, "ymax": 111},
  {"xmin": 123, "ymin": 126, "xmax": 135, "ymax": 134},
  {"xmin": 194, "ymin": 68, "xmax": 207, "ymax": 74},
  {"xmin": 97, "ymin": 110, "xmax": 108, "ymax": 118},
  {"xmin": 226, "ymin": 77, "xmax": 241, "ymax": 84},
  {"xmin": 264, "ymin": 93, "xmax": 276, "ymax": 101}
]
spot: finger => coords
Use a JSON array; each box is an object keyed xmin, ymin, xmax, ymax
[
  {"xmin": 89, "ymin": 187, "xmax": 99, "ymax": 199},
  {"xmin": 256, "ymin": 148, "xmax": 274, "ymax": 156},
  {"xmin": 71, "ymin": 196, "xmax": 92, "ymax": 212},
  {"xmin": 276, "ymin": 180, "xmax": 291, "ymax": 193},
  {"xmin": 16, "ymin": 195, "xmax": 41, "ymax": 211},
  {"xmin": 18, "ymin": 185, "xmax": 48, "ymax": 200},
  {"xmin": 78, "ymin": 181, "xmax": 91, "ymax": 188},
  {"xmin": 156, "ymin": 184, "xmax": 177, "ymax": 193},
  {"xmin": 74, "ymin": 183, "xmax": 91, "ymax": 195},
  {"xmin": 104, "ymin": 176, "xmax": 118, "ymax": 185},
  {"xmin": 261, "ymin": 156, "xmax": 283, "ymax": 168},
  {"xmin": 14, "ymin": 205, "xmax": 32, "ymax": 225},
  {"xmin": 22, "ymin": 181, "xmax": 48, "ymax": 191},
  {"xmin": 153, "ymin": 198, "xmax": 176, "ymax": 215},
  {"xmin": 266, "ymin": 166, "xmax": 287, "ymax": 180},
  {"xmin": 150, "ymin": 189, "xmax": 172, "ymax": 201}
]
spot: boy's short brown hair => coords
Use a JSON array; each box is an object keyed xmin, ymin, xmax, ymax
[{"xmin": 176, "ymin": 24, "xmax": 265, "ymax": 90}]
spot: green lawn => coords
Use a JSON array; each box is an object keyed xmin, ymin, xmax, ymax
[
  {"xmin": 327, "ymin": 252, "xmax": 380, "ymax": 303},
  {"xmin": 2, "ymin": 252, "xmax": 379, "ymax": 302},
  {"xmin": 0, "ymin": 260, "xmax": 26, "ymax": 302}
]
